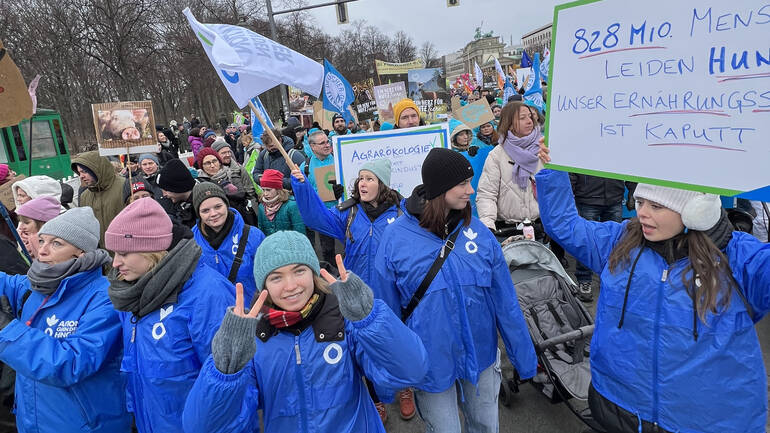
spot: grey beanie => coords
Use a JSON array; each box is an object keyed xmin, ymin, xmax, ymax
[
  {"xmin": 192, "ymin": 182, "xmax": 230, "ymax": 215},
  {"xmin": 212, "ymin": 137, "xmax": 231, "ymax": 153},
  {"xmin": 253, "ymin": 231, "xmax": 321, "ymax": 290},
  {"xmin": 359, "ymin": 159, "xmax": 392, "ymax": 186},
  {"xmin": 39, "ymin": 207, "xmax": 101, "ymax": 252}
]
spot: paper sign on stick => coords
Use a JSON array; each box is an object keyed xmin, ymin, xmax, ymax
[
  {"xmin": 373, "ymin": 82, "xmax": 407, "ymax": 124},
  {"xmin": 452, "ymin": 98, "xmax": 494, "ymax": 129},
  {"xmin": 92, "ymin": 100, "xmax": 160, "ymax": 156},
  {"xmin": 0, "ymin": 174, "xmax": 24, "ymax": 211},
  {"xmin": 547, "ymin": 0, "xmax": 770, "ymax": 199},
  {"xmin": 314, "ymin": 165, "xmax": 337, "ymax": 202},
  {"xmin": 0, "ymin": 40, "xmax": 33, "ymax": 128}
]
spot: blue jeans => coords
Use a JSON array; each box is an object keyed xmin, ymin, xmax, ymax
[
  {"xmin": 414, "ymin": 350, "xmax": 502, "ymax": 433},
  {"xmin": 575, "ymin": 203, "xmax": 623, "ymax": 283}
]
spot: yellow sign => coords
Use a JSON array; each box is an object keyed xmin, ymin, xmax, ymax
[{"xmin": 375, "ymin": 59, "xmax": 425, "ymax": 76}]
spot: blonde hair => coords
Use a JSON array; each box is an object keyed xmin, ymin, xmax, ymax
[{"xmin": 116, "ymin": 251, "xmax": 169, "ymax": 281}]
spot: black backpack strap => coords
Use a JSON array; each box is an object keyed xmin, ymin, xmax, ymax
[
  {"xmin": 228, "ymin": 225, "xmax": 251, "ymax": 283},
  {"xmin": 304, "ymin": 155, "xmax": 311, "ymax": 176},
  {"xmin": 17, "ymin": 290, "xmax": 32, "ymax": 319},
  {"xmin": 345, "ymin": 205, "xmax": 358, "ymax": 244},
  {"xmin": 401, "ymin": 228, "xmax": 462, "ymax": 322}
]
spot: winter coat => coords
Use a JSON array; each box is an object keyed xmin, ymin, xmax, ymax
[
  {"xmin": 182, "ymin": 293, "xmax": 429, "ymax": 433},
  {"xmin": 256, "ymin": 198, "xmax": 305, "ymax": 236},
  {"xmin": 292, "ymin": 176, "xmax": 403, "ymax": 288},
  {"xmin": 373, "ymin": 190, "xmax": 537, "ymax": 394},
  {"xmin": 71, "ymin": 151, "xmax": 126, "ymax": 247},
  {"xmin": 569, "ymin": 173, "xmax": 636, "ymax": 208},
  {"xmin": 223, "ymin": 161, "xmax": 259, "ymax": 204},
  {"xmin": 0, "ymin": 268, "xmax": 130, "ymax": 433},
  {"xmin": 299, "ymin": 153, "xmax": 335, "ymax": 208},
  {"xmin": 535, "ymin": 169, "xmax": 770, "ymax": 433},
  {"xmin": 476, "ymin": 145, "xmax": 542, "ymax": 229},
  {"xmin": 252, "ymin": 148, "xmax": 306, "ymax": 190},
  {"xmin": 189, "ymin": 135, "xmax": 204, "ymax": 157},
  {"xmin": 192, "ymin": 210, "xmax": 264, "ymax": 301},
  {"xmin": 120, "ymin": 261, "xmax": 235, "ymax": 433}
]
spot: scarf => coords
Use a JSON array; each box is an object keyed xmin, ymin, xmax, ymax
[
  {"xmin": 210, "ymin": 166, "xmax": 231, "ymax": 185},
  {"xmin": 261, "ymin": 194, "xmax": 283, "ymax": 221},
  {"xmin": 199, "ymin": 211, "xmax": 234, "ymax": 250},
  {"xmin": 267, "ymin": 293, "xmax": 320, "ymax": 328},
  {"xmin": 500, "ymin": 126, "xmax": 542, "ymax": 190},
  {"xmin": 27, "ymin": 250, "xmax": 112, "ymax": 295},
  {"xmin": 107, "ymin": 239, "xmax": 202, "ymax": 319}
]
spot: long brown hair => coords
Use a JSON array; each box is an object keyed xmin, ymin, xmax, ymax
[
  {"xmin": 496, "ymin": 102, "xmax": 537, "ymax": 138},
  {"xmin": 477, "ymin": 123, "xmax": 499, "ymax": 144},
  {"xmin": 419, "ymin": 194, "xmax": 471, "ymax": 238},
  {"xmin": 608, "ymin": 218, "xmax": 735, "ymax": 322}
]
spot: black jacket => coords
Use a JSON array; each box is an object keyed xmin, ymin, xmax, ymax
[{"xmin": 569, "ymin": 173, "xmax": 636, "ymax": 207}]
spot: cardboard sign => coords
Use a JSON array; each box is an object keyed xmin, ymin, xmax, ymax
[
  {"xmin": 92, "ymin": 100, "xmax": 159, "ymax": 156},
  {"xmin": 450, "ymin": 95, "xmax": 462, "ymax": 112},
  {"xmin": 452, "ymin": 98, "xmax": 495, "ymax": 129},
  {"xmin": 547, "ymin": 0, "xmax": 770, "ymax": 198},
  {"xmin": 313, "ymin": 102, "xmax": 359, "ymax": 131},
  {"xmin": 0, "ymin": 40, "xmax": 33, "ymax": 128},
  {"xmin": 332, "ymin": 124, "xmax": 449, "ymax": 199},
  {"xmin": 408, "ymin": 68, "xmax": 449, "ymax": 124},
  {"xmin": 373, "ymin": 82, "xmax": 407, "ymax": 124},
  {"xmin": 0, "ymin": 174, "xmax": 24, "ymax": 211},
  {"xmin": 313, "ymin": 165, "xmax": 337, "ymax": 202}
]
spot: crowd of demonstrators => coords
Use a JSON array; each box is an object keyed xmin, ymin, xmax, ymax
[
  {"xmin": 251, "ymin": 128, "xmax": 305, "ymax": 190},
  {"xmin": 256, "ymin": 170, "xmax": 305, "ymax": 236},
  {"xmin": 212, "ymin": 138, "xmax": 259, "ymax": 204}
]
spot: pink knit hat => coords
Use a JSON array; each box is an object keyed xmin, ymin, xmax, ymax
[
  {"xmin": 16, "ymin": 196, "xmax": 60, "ymax": 222},
  {"xmin": 105, "ymin": 197, "xmax": 173, "ymax": 252},
  {"xmin": 0, "ymin": 164, "xmax": 9, "ymax": 185}
]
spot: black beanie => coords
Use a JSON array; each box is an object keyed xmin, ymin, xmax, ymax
[
  {"xmin": 158, "ymin": 159, "xmax": 195, "ymax": 193},
  {"xmin": 192, "ymin": 182, "xmax": 229, "ymax": 215},
  {"xmin": 421, "ymin": 148, "xmax": 473, "ymax": 200}
]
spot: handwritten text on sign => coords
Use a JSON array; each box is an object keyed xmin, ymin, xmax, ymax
[{"xmin": 547, "ymin": 2, "xmax": 770, "ymax": 196}]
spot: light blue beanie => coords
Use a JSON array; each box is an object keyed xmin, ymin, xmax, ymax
[
  {"xmin": 138, "ymin": 153, "xmax": 159, "ymax": 166},
  {"xmin": 39, "ymin": 207, "xmax": 100, "ymax": 252},
  {"xmin": 253, "ymin": 231, "xmax": 321, "ymax": 290},
  {"xmin": 359, "ymin": 159, "xmax": 391, "ymax": 186}
]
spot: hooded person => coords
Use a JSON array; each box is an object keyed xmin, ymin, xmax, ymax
[
  {"xmin": 0, "ymin": 207, "xmax": 131, "ymax": 433},
  {"xmin": 188, "ymin": 127, "xmax": 204, "ymax": 158},
  {"xmin": 535, "ymin": 159, "xmax": 770, "ymax": 432},
  {"xmin": 191, "ymin": 183, "xmax": 266, "ymax": 303},
  {"xmin": 105, "ymin": 198, "xmax": 235, "ymax": 433},
  {"xmin": 449, "ymin": 119, "xmax": 492, "ymax": 218},
  {"xmin": 256, "ymin": 170, "xmax": 305, "ymax": 236},
  {"xmin": 158, "ymin": 159, "xmax": 199, "ymax": 228},
  {"xmin": 11, "ymin": 175, "xmax": 63, "ymax": 210},
  {"xmin": 182, "ymin": 231, "xmax": 429, "ymax": 433},
  {"xmin": 372, "ymin": 148, "xmax": 537, "ymax": 433},
  {"xmin": 71, "ymin": 151, "xmax": 127, "ymax": 247}
]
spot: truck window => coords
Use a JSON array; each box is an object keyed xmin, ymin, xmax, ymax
[
  {"xmin": 31, "ymin": 120, "xmax": 57, "ymax": 158},
  {"xmin": 10, "ymin": 126, "xmax": 26, "ymax": 161},
  {"xmin": 52, "ymin": 119, "xmax": 67, "ymax": 155},
  {"xmin": 0, "ymin": 130, "xmax": 12, "ymax": 163}
]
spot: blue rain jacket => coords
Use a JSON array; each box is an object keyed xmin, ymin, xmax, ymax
[
  {"xmin": 536, "ymin": 169, "xmax": 770, "ymax": 433},
  {"xmin": 182, "ymin": 297, "xmax": 428, "ymax": 433},
  {"xmin": 120, "ymin": 261, "xmax": 234, "ymax": 433},
  {"xmin": 193, "ymin": 209, "xmax": 265, "ymax": 301},
  {"xmin": 292, "ymin": 176, "xmax": 403, "ymax": 292},
  {"xmin": 373, "ymin": 209, "xmax": 537, "ymax": 393},
  {"xmin": 0, "ymin": 268, "xmax": 131, "ymax": 433}
]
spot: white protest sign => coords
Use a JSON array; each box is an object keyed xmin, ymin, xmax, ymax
[
  {"xmin": 373, "ymin": 82, "xmax": 407, "ymax": 124},
  {"xmin": 332, "ymin": 124, "xmax": 450, "ymax": 199},
  {"xmin": 547, "ymin": 1, "xmax": 770, "ymax": 198}
]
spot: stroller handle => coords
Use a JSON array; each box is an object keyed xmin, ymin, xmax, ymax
[{"xmin": 536, "ymin": 325, "xmax": 595, "ymax": 352}]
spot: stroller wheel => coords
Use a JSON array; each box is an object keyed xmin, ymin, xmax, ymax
[{"xmin": 499, "ymin": 382, "xmax": 512, "ymax": 407}]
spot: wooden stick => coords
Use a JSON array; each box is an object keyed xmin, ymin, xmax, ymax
[{"xmin": 247, "ymin": 100, "xmax": 298, "ymax": 172}]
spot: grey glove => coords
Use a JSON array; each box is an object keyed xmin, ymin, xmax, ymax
[
  {"xmin": 211, "ymin": 307, "xmax": 259, "ymax": 374},
  {"xmin": 330, "ymin": 272, "xmax": 374, "ymax": 322}
]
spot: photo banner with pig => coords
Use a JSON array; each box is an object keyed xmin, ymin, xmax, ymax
[
  {"xmin": 546, "ymin": 0, "xmax": 770, "ymax": 200},
  {"xmin": 332, "ymin": 124, "xmax": 449, "ymax": 200},
  {"xmin": 92, "ymin": 100, "xmax": 159, "ymax": 156},
  {"xmin": 183, "ymin": 8, "xmax": 323, "ymax": 109}
]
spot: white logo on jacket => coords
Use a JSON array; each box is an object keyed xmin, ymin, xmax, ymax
[
  {"xmin": 323, "ymin": 343, "xmax": 343, "ymax": 365},
  {"xmin": 231, "ymin": 233, "xmax": 240, "ymax": 255},
  {"xmin": 463, "ymin": 227, "xmax": 479, "ymax": 254},
  {"xmin": 387, "ymin": 217, "xmax": 395, "ymax": 224},
  {"xmin": 44, "ymin": 314, "xmax": 79, "ymax": 338},
  {"xmin": 152, "ymin": 305, "xmax": 174, "ymax": 340}
]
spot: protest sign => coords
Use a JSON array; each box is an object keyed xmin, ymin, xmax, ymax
[
  {"xmin": 373, "ymin": 82, "xmax": 407, "ymax": 124},
  {"xmin": 288, "ymin": 86, "xmax": 316, "ymax": 116},
  {"xmin": 451, "ymin": 95, "xmax": 462, "ymax": 112},
  {"xmin": 0, "ymin": 40, "xmax": 33, "ymax": 128},
  {"xmin": 547, "ymin": 0, "xmax": 770, "ymax": 198},
  {"xmin": 313, "ymin": 101, "xmax": 334, "ymax": 131},
  {"xmin": 314, "ymin": 165, "xmax": 337, "ymax": 202},
  {"xmin": 353, "ymin": 78, "xmax": 376, "ymax": 120},
  {"xmin": 408, "ymin": 68, "xmax": 449, "ymax": 124},
  {"xmin": 91, "ymin": 100, "xmax": 159, "ymax": 156},
  {"xmin": 452, "ymin": 98, "xmax": 495, "ymax": 129},
  {"xmin": 332, "ymin": 124, "xmax": 449, "ymax": 199},
  {"xmin": 0, "ymin": 174, "xmax": 24, "ymax": 211},
  {"xmin": 375, "ymin": 59, "xmax": 425, "ymax": 76}
]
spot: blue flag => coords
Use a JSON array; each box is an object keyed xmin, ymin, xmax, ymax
[
  {"xmin": 250, "ymin": 96, "xmax": 273, "ymax": 144},
  {"xmin": 523, "ymin": 53, "xmax": 546, "ymax": 113},
  {"xmin": 322, "ymin": 59, "xmax": 355, "ymax": 123},
  {"xmin": 520, "ymin": 50, "xmax": 532, "ymax": 69},
  {"xmin": 503, "ymin": 77, "xmax": 516, "ymax": 102},
  {"xmin": 540, "ymin": 50, "xmax": 550, "ymax": 84}
]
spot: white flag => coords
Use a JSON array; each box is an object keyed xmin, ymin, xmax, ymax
[
  {"xmin": 474, "ymin": 62, "xmax": 484, "ymax": 88},
  {"xmin": 184, "ymin": 8, "xmax": 323, "ymax": 108}
]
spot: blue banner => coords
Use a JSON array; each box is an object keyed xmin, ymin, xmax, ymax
[
  {"xmin": 322, "ymin": 59, "xmax": 355, "ymax": 123},
  {"xmin": 523, "ymin": 53, "xmax": 546, "ymax": 113},
  {"xmin": 520, "ymin": 50, "xmax": 532, "ymax": 69},
  {"xmin": 250, "ymin": 96, "xmax": 273, "ymax": 144}
]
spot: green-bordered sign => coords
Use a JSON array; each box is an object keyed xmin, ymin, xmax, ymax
[{"xmin": 546, "ymin": 0, "xmax": 770, "ymax": 199}]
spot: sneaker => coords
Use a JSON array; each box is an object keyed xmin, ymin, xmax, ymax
[
  {"xmin": 375, "ymin": 402, "xmax": 388, "ymax": 425},
  {"xmin": 577, "ymin": 281, "xmax": 593, "ymax": 303},
  {"xmin": 398, "ymin": 388, "xmax": 416, "ymax": 420}
]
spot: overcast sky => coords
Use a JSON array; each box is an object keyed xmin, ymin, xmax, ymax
[{"xmin": 298, "ymin": 0, "xmax": 561, "ymax": 56}]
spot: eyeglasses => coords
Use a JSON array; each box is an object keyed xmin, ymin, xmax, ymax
[
  {"xmin": 202, "ymin": 160, "xmax": 219, "ymax": 167},
  {"xmin": 313, "ymin": 140, "xmax": 330, "ymax": 146}
]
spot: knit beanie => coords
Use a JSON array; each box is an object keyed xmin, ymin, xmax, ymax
[
  {"xmin": 158, "ymin": 159, "xmax": 196, "ymax": 193},
  {"xmin": 392, "ymin": 98, "xmax": 420, "ymax": 126},
  {"xmin": 359, "ymin": 159, "xmax": 391, "ymax": 186},
  {"xmin": 260, "ymin": 169, "xmax": 284, "ymax": 190},
  {"xmin": 197, "ymin": 147, "xmax": 222, "ymax": 168},
  {"xmin": 123, "ymin": 179, "xmax": 153, "ymax": 204},
  {"xmin": 203, "ymin": 130, "xmax": 216, "ymax": 140},
  {"xmin": 421, "ymin": 147, "xmax": 473, "ymax": 200},
  {"xmin": 332, "ymin": 113, "xmax": 344, "ymax": 123},
  {"xmin": 138, "ymin": 153, "xmax": 159, "ymax": 166},
  {"xmin": 252, "ymin": 231, "xmax": 321, "ymax": 290},
  {"xmin": 39, "ymin": 207, "xmax": 100, "ymax": 252},
  {"xmin": 16, "ymin": 196, "xmax": 60, "ymax": 222},
  {"xmin": 192, "ymin": 182, "xmax": 229, "ymax": 215},
  {"xmin": 212, "ymin": 137, "xmax": 231, "ymax": 153},
  {"xmin": 105, "ymin": 198, "xmax": 173, "ymax": 252},
  {"xmin": 633, "ymin": 184, "xmax": 722, "ymax": 231},
  {"xmin": 0, "ymin": 164, "xmax": 9, "ymax": 185}
]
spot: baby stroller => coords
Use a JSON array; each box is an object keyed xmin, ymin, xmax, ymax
[{"xmin": 499, "ymin": 238, "xmax": 604, "ymax": 432}]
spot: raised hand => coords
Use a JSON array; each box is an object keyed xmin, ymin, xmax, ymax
[
  {"xmin": 234, "ymin": 282, "xmax": 267, "ymax": 318},
  {"xmin": 328, "ymin": 180, "xmax": 344, "ymax": 200},
  {"xmin": 321, "ymin": 255, "xmax": 373, "ymax": 322},
  {"xmin": 291, "ymin": 168, "xmax": 305, "ymax": 183},
  {"xmin": 211, "ymin": 283, "xmax": 265, "ymax": 374},
  {"xmin": 320, "ymin": 254, "xmax": 348, "ymax": 284},
  {"xmin": 537, "ymin": 136, "xmax": 551, "ymax": 164}
]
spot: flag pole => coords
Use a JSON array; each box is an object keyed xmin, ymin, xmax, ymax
[{"xmin": 247, "ymin": 100, "xmax": 298, "ymax": 172}]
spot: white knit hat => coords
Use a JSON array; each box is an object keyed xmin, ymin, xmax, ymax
[{"xmin": 633, "ymin": 184, "xmax": 722, "ymax": 231}]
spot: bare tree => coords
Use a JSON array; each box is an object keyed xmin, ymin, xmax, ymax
[
  {"xmin": 419, "ymin": 41, "xmax": 439, "ymax": 68},
  {"xmin": 391, "ymin": 31, "xmax": 416, "ymax": 63}
]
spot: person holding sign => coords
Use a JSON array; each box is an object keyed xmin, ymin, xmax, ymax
[
  {"xmin": 300, "ymin": 130, "xmax": 338, "ymax": 265},
  {"xmin": 105, "ymin": 198, "xmax": 234, "ymax": 433},
  {"xmin": 374, "ymin": 148, "xmax": 536, "ymax": 433},
  {"xmin": 392, "ymin": 99, "xmax": 423, "ymax": 129},
  {"xmin": 181, "ymin": 231, "xmax": 428, "ymax": 433},
  {"xmin": 535, "ymin": 149, "xmax": 770, "ymax": 432}
]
